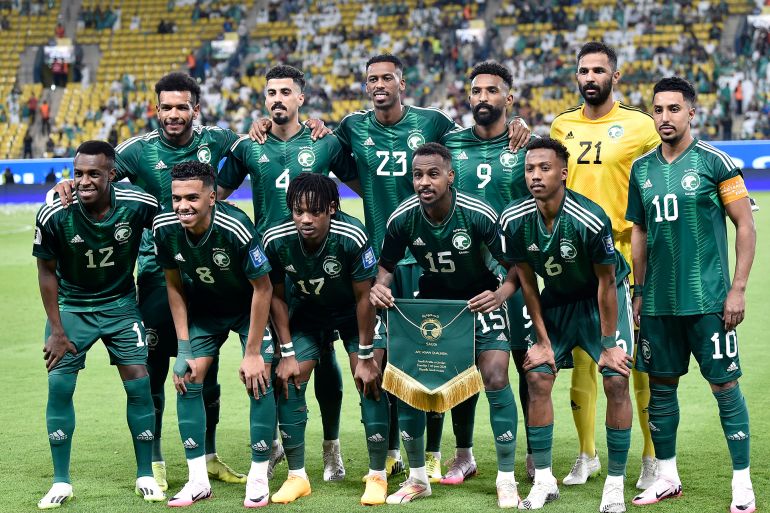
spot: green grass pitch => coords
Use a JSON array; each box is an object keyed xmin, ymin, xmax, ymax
[{"xmin": 0, "ymin": 194, "xmax": 767, "ymax": 512}]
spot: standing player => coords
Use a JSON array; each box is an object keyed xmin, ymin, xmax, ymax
[
  {"xmin": 152, "ymin": 162, "xmax": 275, "ymax": 508},
  {"xmin": 370, "ymin": 143, "xmax": 521, "ymax": 508},
  {"xmin": 34, "ymin": 141, "xmax": 164, "ymax": 508},
  {"xmin": 627, "ymin": 78, "xmax": 756, "ymax": 513},
  {"xmin": 219, "ymin": 66, "xmax": 356, "ymax": 481},
  {"xmin": 550, "ymin": 42, "xmax": 659, "ymax": 489},
  {"xmin": 500, "ymin": 138, "xmax": 634, "ymax": 512},
  {"xmin": 51, "ymin": 72, "xmax": 249, "ymax": 489},
  {"xmin": 439, "ymin": 60, "xmax": 535, "ymax": 484},
  {"xmin": 262, "ymin": 173, "xmax": 389, "ymax": 505}
]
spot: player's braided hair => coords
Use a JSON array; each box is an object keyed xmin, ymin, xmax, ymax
[
  {"xmin": 170, "ymin": 161, "xmax": 216, "ymax": 188},
  {"xmin": 155, "ymin": 72, "xmax": 201, "ymax": 105},
  {"xmin": 413, "ymin": 142, "xmax": 452, "ymax": 165},
  {"xmin": 366, "ymin": 54, "xmax": 403, "ymax": 73},
  {"xmin": 525, "ymin": 137, "xmax": 570, "ymax": 167},
  {"xmin": 469, "ymin": 60, "xmax": 513, "ymax": 89},
  {"xmin": 286, "ymin": 173, "xmax": 339, "ymax": 214},
  {"xmin": 76, "ymin": 140, "xmax": 115, "ymax": 165},
  {"xmin": 577, "ymin": 41, "xmax": 618, "ymax": 72},
  {"xmin": 266, "ymin": 65, "xmax": 306, "ymax": 91},
  {"xmin": 653, "ymin": 76, "xmax": 697, "ymax": 106}
]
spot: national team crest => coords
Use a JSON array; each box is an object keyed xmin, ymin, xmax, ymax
[
  {"xmin": 114, "ymin": 225, "xmax": 132, "ymax": 242},
  {"xmin": 608, "ymin": 125, "xmax": 624, "ymax": 139},
  {"xmin": 560, "ymin": 240, "xmax": 577, "ymax": 261},
  {"xmin": 212, "ymin": 250, "xmax": 230, "ymax": 268},
  {"xmin": 407, "ymin": 132, "xmax": 425, "ymax": 150},
  {"xmin": 197, "ymin": 145, "xmax": 212, "ymax": 163},
  {"xmin": 420, "ymin": 316, "xmax": 443, "ymax": 341},
  {"xmin": 297, "ymin": 148, "xmax": 315, "ymax": 167},
  {"xmin": 681, "ymin": 170, "xmax": 700, "ymax": 192},
  {"xmin": 451, "ymin": 231, "xmax": 471, "ymax": 250},
  {"xmin": 323, "ymin": 256, "xmax": 342, "ymax": 277},
  {"xmin": 499, "ymin": 150, "xmax": 518, "ymax": 168},
  {"xmin": 641, "ymin": 338, "xmax": 651, "ymax": 362}
]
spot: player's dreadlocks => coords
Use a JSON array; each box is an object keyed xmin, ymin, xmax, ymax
[
  {"xmin": 286, "ymin": 173, "xmax": 339, "ymax": 214},
  {"xmin": 170, "ymin": 161, "xmax": 216, "ymax": 189}
]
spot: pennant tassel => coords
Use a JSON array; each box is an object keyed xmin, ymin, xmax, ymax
[{"xmin": 383, "ymin": 364, "xmax": 484, "ymax": 413}]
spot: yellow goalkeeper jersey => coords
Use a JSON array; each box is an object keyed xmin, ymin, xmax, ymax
[{"xmin": 551, "ymin": 101, "xmax": 659, "ymax": 279}]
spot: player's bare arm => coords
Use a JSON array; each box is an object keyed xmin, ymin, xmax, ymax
[
  {"xmin": 164, "ymin": 267, "xmax": 197, "ymax": 393},
  {"xmin": 723, "ymin": 197, "xmax": 756, "ymax": 331},
  {"xmin": 630, "ymin": 223, "xmax": 648, "ymax": 327},
  {"xmin": 516, "ymin": 261, "xmax": 556, "ymax": 372},
  {"xmin": 507, "ymin": 117, "xmax": 532, "ymax": 152},
  {"xmin": 370, "ymin": 264, "xmax": 395, "ymax": 309},
  {"xmin": 37, "ymin": 257, "xmax": 77, "ymax": 371},
  {"xmin": 594, "ymin": 262, "xmax": 631, "ymax": 377},
  {"xmin": 47, "ymin": 180, "xmax": 75, "ymax": 208},
  {"xmin": 352, "ymin": 278, "xmax": 382, "ymax": 400},
  {"xmin": 240, "ymin": 275, "xmax": 273, "ymax": 399},
  {"xmin": 248, "ymin": 117, "xmax": 331, "ymax": 143},
  {"xmin": 269, "ymin": 281, "xmax": 301, "ymax": 398}
]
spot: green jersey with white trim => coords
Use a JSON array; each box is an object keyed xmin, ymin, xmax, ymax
[
  {"xmin": 441, "ymin": 126, "xmax": 531, "ymax": 212},
  {"xmin": 217, "ymin": 127, "xmax": 355, "ymax": 234},
  {"xmin": 380, "ymin": 189, "xmax": 504, "ymax": 299},
  {"xmin": 335, "ymin": 106, "xmax": 459, "ymax": 252},
  {"xmin": 625, "ymin": 139, "xmax": 743, "ymax": 315},
  {"xmin": 114, "ymin": 125, "xmax": 243, "ymax": 288},
  {"xmin": 152, "ymin": 201, "xmax": 271, "ymax": 316},
  {"xmin": 263, "ymin": 210, "xmax": 376, "ymax": 317},
  {"xmin": 33, "ymin": 183, "xmax": 159, "ymax": 312},
  {"xmin": 501, "ymin": 189, "xmax": 630, "ymax": 307}
]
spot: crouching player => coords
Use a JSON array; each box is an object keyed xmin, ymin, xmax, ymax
[
  {"xmin": 34, "ymin": 140, "xmax": 164, "ymax": 508},
  {"xmin": 262, "ymin": 173, "xmax": 389, "ymax": 505},
  {"xmin": 152, "ymin": 162, "xmax": 274, "ymax": 508},
  {"xmin": 500, "ymin": 138, "xmax": 633, "ymax": 512}
]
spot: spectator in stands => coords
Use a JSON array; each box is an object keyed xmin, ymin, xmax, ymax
[
  {"xmin": 55, "ymin": 22, "xmax": 64, "ymax": 38},
  {"xmin": 3, "ymin": 167, "xmax": 14, "ymax": 185},
  {"xmin": 45, "ymin": 168, "xmax": 56, "ymax": 183},
  {"xmin": 28, "ymin": 93, "xmax": 38, "ymax": 123},
  {"xmin": 23, "ymin": 132, "xmax": 33, "ymax": 159},
  {"xmin": 40, "ymin": 101, "xmax": 51, "ymax": 136}
]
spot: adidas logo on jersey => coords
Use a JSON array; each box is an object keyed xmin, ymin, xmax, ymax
[
  {"xmin": 367, "ymin": 433, "xmax": 385, "ymax": 443},
  {"xmin": 155, "ymin": 160, "xmax": 167, "ymax": 170},
  {"xmin": 726, "ymin": 362, "xmax": 739, "ymax": 372},
  {"xmin": 400, "ymin": 431, "xmax": 414, "ymax": 442},
  {"xmin": 280, "ymin": 429, "xmax": 290, "ymax": 440},
  {"xmin": 496, "ymin": 332, "xmax": 507, "ymax": 341},
  {"xmin": 727, "ymin": 431, "xmax": 748, "ymax": 441},
  {"xmin": 175, "ymin": 253, "xmax": 186, "ymax": 262},
  {"xmin": 251, "ymin": 440, "xmax": 270, "ymax": 452},
  {"xmin": 48, "ymin": 429, "xmax": 68, "ymax": 441},
  {"xmin": 70, "ymin": 234, "xmax": 84, "ymax": 244},
  {"xmin": 457, "ymin": 151, "xmax": 468, "ymax": 160},
  {"xmin": 412, "ymin": 237, "xmax": 426, "ymax": 246},
  {"xmin": 264, "ymin": 344, "xmax": 274, "ymax": 355},
  {"xmin": 363, "ymin": 137, "xmax": 375, "ymax": 146},
  {"xmin": 136, "ymin": 430, "xmax": 155, "ymax": 441},
  {"xmin": 648, "ymin": 422, "xmax": 660, "ymax": 432},
  {"xmin": 496, "ymin": 430, "xmax": 514, "ymax": 442},
  {"xmin": 182, "ymin": 438, "xmax": 198, "ymax": 449},
  {"xmin": 284, "ymin": 264, "xmax": 296, "ymax": 272},
  {"xmin": 642, "ymin": 179, "xmax": 653, "ymax": 189},
  {"xmin": 258, "ymin": 154, "xmax": 270, "ymax": 163},
  {"xmin": 565, "ymin": 131, "xmax": 574, "ymax": 140},
  {"xmin": 527, "ymin": 243, "xmax": 539, "ymax": 252}
]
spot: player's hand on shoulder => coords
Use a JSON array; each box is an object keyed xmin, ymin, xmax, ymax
[
  {"xmin": 354, "ymin": 358, "xmax": 382, "ymax": 401},
  {"xmin": 43, "ymin": 331, "xmax": 77, "ymax": 371},
  {"xmin": 370, "ymin": 284, "xmax": 394, "ymax": 309},
  {"xmin": 507, "ymin": 117, "xmax": 531, "ymax": 152},
  {"xmin": 304, "ymin": 118, "xmax": 331, "ymax": 140},
  {"xmin": 723, "ymin": 288, "xmax": 745, "ymax": 331},
  {"xmin": 598, "ymin": 346, "xmax": 632, "ymax": 377},
  {"xmin": 468, "ymin": 289, "xmax": 503, "ymax": 313},
  {"xmin": 524, "ymin": 342, "xmax": 556, "ymax": 373},
  {"xmin": 248, "ymin": 117, "xmax": 271, "ymax": 144},
  {"xmin": 47, "ymin": 180, "xmax": 74, "ymax": 207},
  {"xmin": 240, "ymin": 354, "xmax": 268, "ymax": 398}
]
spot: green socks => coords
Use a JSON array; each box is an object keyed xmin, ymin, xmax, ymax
[
  {"xmin": 648, "ymin": 383, "xmax": 679, "ymax": 460},
  {"xmin": 278, "ymin": 381, "xmax": 308, "ymax": 470},
  {"xmin": 486, "ymin": 386, "xmax": 517, "ymax": 472},
  {"xmin": 314, "ymin": 348, "xmax": 343, "ymax": 441},
  {"xmin": 398, "ymin": 400, "xmax": 426, "ymax": 468},
  {"xmin": 123, "ymin": 375, "xmax": 155, "ymax": 477},
  {"xmin": 451, "ymin": 394, "xmax": 479, "ymax": 449},
  {"xmin": 202, "ymin": 357, "xmax": 220, "ymax": 455},
  {"xmin": 146, "ymin": 354, "xmax": 168, "ymax": 462},
  {"xmin": 606, "ymin": 426, "xmax": 631, "ymax": 477},
  {"xmin": 714, "ymin": 384, "xmax": 750, "ymax": 470},
  {"xmin": 527, "ymin": 424, "xmax": 553, "ymax": 470},
  {"xmin": 177, "ymin": 382, "xmax": 206, "ymax": 459},
  {"xmin": 425, "ymin": 411, "xmax": 445, "ymax": 452},
  {"xmin": 250, "ymin": 383, "xmax": 276, "ymax": 462},
  {"xmin": 387, "ymin": 392, "xmax": 401, "ymax": 451},
  {"xmin": 360, "ymin": 391, "xmax": 389, "ymax": 471},
  {"xmin": 46, "ymin": 373, "xmax": 78, "ymax": 484}
]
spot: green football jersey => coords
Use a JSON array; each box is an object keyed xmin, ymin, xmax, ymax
[
  {"xmin": 33, "ymin": 183, "xmax": 159, "ymax": 312},
  {"xmin": 501, "ymin": 189, "xmax": 630, "ymax": 307},
  {"xmin": 152, "ymin": 201, "xmax": 271, "ymax": 315},
  {"xmin": 335, "ymin": 106, "xmax": 459, "ymax": 252},
  {"xmin": 262, "ymin": 210, "xmax": 377, "ymax": 316},
  {"xmin": 442, "ymin": 126, "xmax": 531, "ymax": 212},
  {"xmin": 625, "ymin": 139, "xmax": 742, "ymax": 316},
  {"xmin": 114, "ymin": 125, "xmax": 243, "ymax": 287},
  {"xmin": 381, "ymin": 189, "xmax": 504, "ymax": 299},
  {"xmin": 217, "ymin": 126, "xmax": 355, "ymax": 233}
]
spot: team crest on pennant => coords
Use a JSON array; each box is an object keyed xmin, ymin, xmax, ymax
[
  {"xmin": 197, "ymin": 145, "xmax": 212, "ymax": 163},
  {"xmin": 384, "ymin": 299, "xmax": 483, "ymax": 413}
]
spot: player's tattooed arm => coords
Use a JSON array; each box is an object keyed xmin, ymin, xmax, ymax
[
  {"xmin": 353, "ymin": 279, "xmax": 382, "ymax": 399},
  {"xmin": 516, "ymin": 262, "xmax": 556, "ymax": 373},
  {"xmin": 270, "ymin": 281, "xmax": 300, "ymax": 398},
  {"xmin": 241, "ymin": 275, "xmax": 273, "ymax": 399},
  {"xmin": 595, "ymin": 262, "xmax": 631, "ymax": 377},
  {"xmin": 370, "ymin": 264, "xmax": 395, "ymax": 309},
  {"xmin": 630, "ymin": 223, "xmax": 648, "ymax": 327},
  {"xmin": 37, "ymin": 258, "xmax": 77, "ymax": 371},
  {"xmin": 507, "ymin": 117, "xmax": 531, "ymax": 152},
  {"xmin": 724, "ymin": 197, "xmax": 756, "ymax": 331}
]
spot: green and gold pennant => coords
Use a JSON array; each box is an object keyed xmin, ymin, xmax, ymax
[{"xmin": 384, "ymin": 299, "xmax": 483, "ymax": 413}]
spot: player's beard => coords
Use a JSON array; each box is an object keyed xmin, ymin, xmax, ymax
[
  {"xmin": 271, "ymin": 103, "xmax": 290, "ymax": 125},
  {"xmin": 472, "ymin": 103, "xmax": 505, "ymax": 126},
  {"xmin": 162, "ymin": 117, "xmax": 193, "ymax": 141},
  {"xmin": 579, "ymin": 79, "xmax": 613, "ymax": 106}
]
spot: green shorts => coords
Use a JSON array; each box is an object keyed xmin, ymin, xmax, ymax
[
  {"xmin": 474, "ymin": 306, "xmax": 511, "ymax": 359},
  {"xmin": 636, "ymin": 313, "xmax": 741, "ymax": 384},
  {"xmin": 530, "ymin": 278, "xmax": 634, "ymax": 376},
  {"xmin": 190, "ymin": 311, "xmax": 274, "ymax": 363},
  {"xmin": 290, "ymin": 310, "xmax": 386, "ymax": 362},
  {"xmin": 491, "ymin": 263, "xmax": 529, "ymax": 351},
  {"xmin": 138, "ymin": 283, "xmax": 177, "ymax": 358},
  {"xmin": 46, "ymin": 306, "xmax": 148, "ymax": 374},
  {"xmin": 391, "ymin": 261, "xmax": 422, "ymax": 300}
]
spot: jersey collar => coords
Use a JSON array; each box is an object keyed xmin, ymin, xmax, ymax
[
  {"xmin": 580, "ymin": 100, "xmax": 620, "ymax": 122},
  {"xmin": 76, "ymin": 183, "xmax": 117, "ymax": 225},
  {"xmin": 419, "ymin": 187, "xmax": 457, "ymax": 227},
  {"xmin": 158, "ymin": 126, "xmax": 199, "ymax": 150},
  {"xmin": 268, "ymin": 124, "xmax": 309, "ymax": 144},
  {"xmin": 184, "ymin": 202, "xmax": 216, "ymax": 247},
  {"xmin": 470, "ymin": 124, "xmax": 509, "ymax": 142},
  {"xmin": 536, "ymin": 188, "xmax": 566, "ymax": 237},
  {"xmin": 372, "ymin": 105, "xmax": 410, "ymax": 129}
]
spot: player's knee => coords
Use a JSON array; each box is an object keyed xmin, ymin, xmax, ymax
[
  {"xmin": 709, "ymin": 379, "xmax": 738, "ymax": 393},
  {"xmin": 602, "ymin": 375, "xmax": 630, "ymax": 402},
  {"xmin": 526, "ymin": 372, "xmax": 554, "ymax": 399},
  {"xmin": 482, "ymin": 369, "xmax": 509, "ymax": 391}
]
